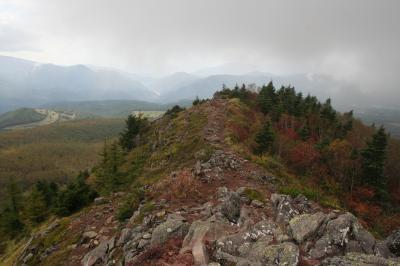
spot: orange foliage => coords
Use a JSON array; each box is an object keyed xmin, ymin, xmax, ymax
[
  {"xmin": 288, "ymin": 141, "xmax": 320, "ymax": 172},
  {"xmin": 158, "ymin": 170, "xmax": 201, "ymax": 202}
]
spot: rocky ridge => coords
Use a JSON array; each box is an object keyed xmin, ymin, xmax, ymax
[{"xmin": 14, "ymin": 99, "xmax": 400, "ymax": 265}]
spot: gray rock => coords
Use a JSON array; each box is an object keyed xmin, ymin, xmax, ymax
[
  {"xmin": 220, "ymin": 192, "xmax": 241, "ymax": 223},
  {"xmin": 310, "ymin": 213, "xmax": 356, "ymax": 259},
  {"xmin": 142, "ymin": 232, "xmax": 151, "ymax": 239},
  {"xmin": 83, "ymin": 231, "xmax": 98, "ymax": 239},
  {"xmin": 375, "ymin": 240, "xmax": 396, "ymax": 258},
  {"xmin": 117, "ymin": 228, "xmax": 132, "ymax": 246},
  {"xmin": 94, "ymin": 197, "xmax": 107, "ymax": 205},
  {"xmin": 81, "ymin": 237, "xmax": 115, "ymax": 266},
  {"xmin": 248, "ymin": 242, "xmax": 299, "ymax": 266},
  {"xmin": 137, "ymin": 239, "xmax": 149, "ymax": 249},
  {"xmin": 386, "ymin": 230, "xmax": 400, "ymax": 256},
  {"xmin": 216, "ymin": 187, "xmax": 228, "ymax": 199},
  {"xmin": 289, "ymin": 212, "xmax": 326, "ymax": 243},
  {"xmin": 271, "ymin": 194, "xmax": 300, "ymax": 224},
  {"xmin": 150, "ymin": 213, "xmax": 189, "ymax": 246},
  {"xmin": 216, "ymin": 220, "xmax": 279, "ymax": 256},
  {"xmin": 352, "ymin": 222, "xmax": 376, "ymax": 254},
  {"xmin": 251, "ymin": 200, "xmax": 264, "ymax": 208},
  {"xmin": 321, "ymin": 252, "xmax": 400, "ymax": 265}
]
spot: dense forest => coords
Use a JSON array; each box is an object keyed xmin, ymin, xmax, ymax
[{"xmin": 215, "ymin": 82, "xmax": 400, "ymax": 234}]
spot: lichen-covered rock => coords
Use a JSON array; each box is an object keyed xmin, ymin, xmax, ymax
[
  {"xmin": 271, "ymin": 194, "xmax": 312, "ymax": 224},
  {"xmin": 321, "ymin": 252, "xmax": 400, "ymax": 265},
  {"xmin": 289, "ymin": 212, "xmax": 326, "ymax": 243},
  {"xmin": 220, "ymin": 192, "xmax": 241, "ymax": 223},
  {"xmin": 248, "ymin": 242, "xmax": 299, "ymax": 265},
  {"xmin": 150, "ymin": 213, "xmax": 189, "ymax": 246},
  {"xmin": 310, "ymin": 213, "xmax": 356, "ymax": 259},
  {"xmin": 387, "ymin": 230, "xmax": 400, "ymax": 256},
  {"xmin": 216, "ymin": 220, "xmax": 280, "ymax": 256}
]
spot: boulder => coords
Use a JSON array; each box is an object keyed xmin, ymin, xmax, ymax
[
  {"xmin": 248, "ymin": 242, "xmax": 299, "ymax": 265},
  {"xmin": 351, "ymin": 222, "xmax": 376, "ymax": 254},
  {"xmin": 181, "ymin": 220, "xmax": 231, "ymax": 266},
  {"xmin": 220, "ymin": 192, "xmax": 241, "ymax": 223},
  {"xmin": 150, "ymin": 213, "xmax": 189, "ymax": 246},
  {"xmin": 289, "ymin": 212, "xmax": 326, "ymax": 243},
  {"xmin": 81, "ymin": 237, "xmax": 115, "ymax": 266},
  {"xmin": 216, "ymin": 220, "xmax": 280, "ymax": 257},
  {"xmin": 272, "ymin": 194, "xmax": 315, "ymax": 225},
  {"xmin": 310, "ymin": 213, "xmax": 355, "ymax": 259},
  {"xmin": 386, "ymin": 230, "xmax": 400, "ymax": 256}
]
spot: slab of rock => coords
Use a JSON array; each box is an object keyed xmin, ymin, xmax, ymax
[
  {"xmin": 386, "ymin": 230, "xmax": 400, "ymax": 256},
  {"xmin": 248, "ymin": 242, "xmax": 299, "ymax": 265},
  {"xmin": 150, "ymin": 213, "xmax": 189, "ymax": 246},
  {"xmin": 94, "ymin": 197, "xmax": 107, "ymax": 205},
  {"xmin": 181, "ymin": 220, "xmax": 232, "ymax": 266},
  {"xmin": 81, "ymin": 237, "xmax": 115, "ymax": 266},
  {"xmin": 289, "ymin": 212, "xmax": 326, "ymax": 244}
]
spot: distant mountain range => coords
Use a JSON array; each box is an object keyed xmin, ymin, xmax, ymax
[
  {"xmin": 0, "ymin": 55, "xmax": 365, "ymax": 114},
  {"xmin": 2, "ymin": 55, "xmax": 400, "ymax": 138}
]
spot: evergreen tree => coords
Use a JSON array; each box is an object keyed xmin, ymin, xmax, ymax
[
  {"xmin": 361, "ymin": 126, "xmax": 388, "ymax": 190},
  {"xmin": 254, "ymin": 122, "xmax": 276, "ymax": 154},
  {"xmin": 257, "ymin": 81, "xmax": 276, "ymax": 114},
  {"xmin": 26, "ymin": 187, "xmax": 48, "ymax": 224},
  {"xmin": 119, "ymin": 114, "xmax": 147, "ymax": 151},
  {"xmin": 0, "ymin": 180, "xmax": 24, "ymax": 238}
]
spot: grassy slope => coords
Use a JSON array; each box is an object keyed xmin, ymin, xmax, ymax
[
  {"xmin": 0, "ymin": 108, "xmax": 46, "ymax": 129},
  {"xmin": 0, "ymin": 118, "xmax": 125, "ymax": 202}
]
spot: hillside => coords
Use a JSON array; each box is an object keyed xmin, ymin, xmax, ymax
[
  {"xmin": 0, "ymin": 108, "xmax": 47, "ymax": 129},
  {"xmin": 1, "ymin": 86, "xmax": 400, "ymax": 265},
  {"xmin": 42, "ymin": 99, "xmax": 192, "ymax": 118},
  {"xmin": 0, "ymin": 118, "xmax": 124, "ymax": 204}
]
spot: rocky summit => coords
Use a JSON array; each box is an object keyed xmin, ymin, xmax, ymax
[{"xmin": 8, "ymin": 98, "xmax": 400, "ymax": 265}]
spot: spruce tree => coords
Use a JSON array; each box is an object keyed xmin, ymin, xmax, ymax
[
  {"xmin": 254, "ymin": 122, "xmax": 276, "ymax": 154},
  {"xmin": 119, "ymin": 114, "xmax": 146, "ymax": 151},
  {"xmin": 361, "ymin": 126, "xmax": 388, "ymax": 191},
  {"xmin": 258, "ymin": 81, "xmax": 276, "ymax": 114},
  {"xmin": 26, "ymin": 187, "xmax": 48, "ymax": 224}
]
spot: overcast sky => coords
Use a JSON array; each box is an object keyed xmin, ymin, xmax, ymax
[{"xmin": 0, "ymin": 0, "xmax": 399, "ymax": 104}]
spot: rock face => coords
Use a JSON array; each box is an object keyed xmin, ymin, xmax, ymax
[
  {"xmin": 289, "ymin": 212, "xmax": 326, "ymax": 243},
  {"xmin": 387, "ymin": 230, "xmax": 400, "ymax": 256},
  {"xmin": 150, "ymin": 213, "xmax": 189, "ymax": 246}
]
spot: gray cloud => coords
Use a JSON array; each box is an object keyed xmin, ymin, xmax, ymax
[{"xmin": 1, "ymin": 0, "xmax": 400, "ymax": 106}]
